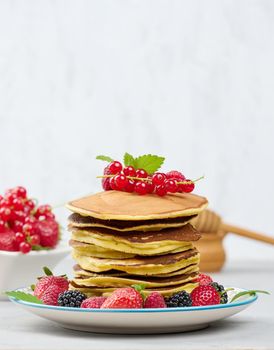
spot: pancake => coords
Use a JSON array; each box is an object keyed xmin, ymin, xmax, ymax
[
  {"xmin": 66, "ymin": 191, "xmax": 208, "ymax": 220},
  {"xmin": 72, "ymin": 249, "xmax": 199, "ymax": 275},
  {"xmin": 69, "ymin": 281, "xmax": 198, "ymax": 297},
  {"xmin": 69, "ymin": 240, "xmax": 135, "ymax": 259},
  {"xmin": 68, "ymin": 212, "xmax": 197, "ymax": 232},
  {"xmin": 73, "ymin": 263, "xmax": 199, "ymax": 278},
  {"xmin": 70, "ymin": 224, "xmax": 200, "ymax": 256},
  {"xmin": 72, "ymin": 271, "xmax": 198, "ymax": 288}
]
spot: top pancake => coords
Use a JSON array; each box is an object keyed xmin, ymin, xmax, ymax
[{"xmin": 66, "ymin": 191, "xmax": 208, "ymax": 220}]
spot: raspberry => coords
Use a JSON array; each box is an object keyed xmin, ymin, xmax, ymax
[
  {"xmin": 34, "ymin": 274, "xmax": 69, "ymax": 299},
  {"xmin": 191, "ymin": 285, "xmax": 220, "ymax": 306},
  {"xmin": 81, "ymin": 296, "xmax": 107, "ymax": 309},
  {"xmin": 101, "ymin": 287, "xmax": 143, "ymax": 309},
  {"xmin": 41, "ymin": 285, "xmax": 65, "ymax": 306},
  {"xmin": 108, "ymin": 161, "xmax": 123, "ymax": 175},
  {"xmin": 58, "ymin": 290, "xmax": 87, "ymax": 307},
  {"xmin": 0, "ymin": 228, "xmax": 17, "ymax": 251},
  {"xmin": 144, "ymin": 292, "xmax": 166, "ymax": 308},
  {"xmin": 166, "ymin": 171, "xmax": 186, "ymax": 181},
  {"xmin": 210, "ymin": 282, "xmax": 228, "ymax": 304},
  {"xmin": 196, "ymin": 273, "xmax": 213, "ymax": 286},
  {"xmin": 166, "ymin": 291, "xmax": 192, "ymax": 307},
  {"xmin": 152, "ymin": 173, "xmax": 166, "ymax": 186},
  {"xmin": 34, "ymin": 219, "xmax": 59, "ymax": 248}
]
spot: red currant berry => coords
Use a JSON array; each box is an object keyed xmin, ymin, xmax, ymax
[
  {"xmin": 11, "ymin": 198, "xmax": 24, "ymax": 211},
  {"xmin": 5, "ymin": 192, "xmax": 18, "ymax": 204},
  {"xmin": 35, "ymin": 205, "xmax": 52, "ymax": 218},
  {"xmin": 124, "ymin": 179, "xmax": 135, "ymax": 192},
  {"xmin": 155, "ymin": 185, "xmax": 167, "ymax": 196},
  {"xmin": 0, "ymin": 198, "xmax": 10, "ymax": 208},
  {"xmin": 123, "ymin": 166, "xmax": 136, "ymax": 177},
  {"xmin": 180, "ymin": 180, "xmax": 195, "ymax": 193},
  {"xmin": 12, "ymin": 210, "xmax": 27, "ymax": 222},
  {"xmin": 19, "ymin": 242, "xmax": 31, "ymax": 254},
  {"xmin": 109, "ymin": 176, "xmax": 118, "ymax": 190},
  {"xmin": 135, "ymin": 181, "xmax": 148, "ymax": 195},
  {"xmin": 24, "ymin": 199, "xmax": 35, "ymax": 213},
  {"xmin": 108, "ymin": 161, "xmax": 123, "ymax": 175},
  {"xmin": 30, "ymin": 234, "xmax": 40, "ymax": 246},
  {"xmin": 23, "ymin": 223, "xmax": 35, "ymax": 235},
  {"xmin": 146, "ymin": 182, "xmax": 155, "ymax": 194},
  {"xmin": 136, "ymin": 169, "xmax": 148, "ymax": 178},
  {"xmin": 166, "ymin": 170, "xmax": 186, "ymax": 181},
  {"xmin": 102, "ymin": 177, "xmax": 111, "ymax": 191},
  {"xmin": 0, "ymin": 220, "xmax": 6, "ymax": 232},
  {"xmin": 152, "ymin": 172, "xmax": 166, "ymax": 186},
  {"xmin": 11, "ymin": 220, "xmax": 24, "ymax": 232},
  {"xmin": 15, "ymin": 186, "xmax": 27, "ymax": 199},
  {"xmin": 0, "ymin": 207, "xmax": 12, "ymax": 221},
  {"xmin": 15, "ymin": 232, "xmax": 26, "ymax": 245},
  {"xmin": 44, "ymin": 212, "xmax": 55, "ymax": 220},
  {"xmin": 114, "ymin": 174, "xmax": 128, "ymax": 190},
  {"xmin": 0, "ymin": 195, "xmax": 3, "ymax": 202},
  {"xmin": 165, "ymin": 179, "xmax": 178, "ymax": 193},
  {"xmin": 24, "ymin": 216, "xmax": 37, "ymax": 225}
]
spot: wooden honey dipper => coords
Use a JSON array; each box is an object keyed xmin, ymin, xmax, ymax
[{"xmin": 191, "ymin": 210, "xmax": 274, "ymax": 272}]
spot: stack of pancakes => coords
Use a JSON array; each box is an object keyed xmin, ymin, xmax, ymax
[{"xmin": 66, "ymin": 191, "xmax": 208, "ymax": 297}]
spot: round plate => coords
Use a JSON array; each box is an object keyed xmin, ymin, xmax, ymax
[{"xmin": 8, "ymin": 287, "xmax": 257, "ymax": 334}]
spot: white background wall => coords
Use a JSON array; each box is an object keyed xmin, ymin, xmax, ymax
[{"xmin": 0, "ymin": 0, "xmax": 274, "ymax": 262}]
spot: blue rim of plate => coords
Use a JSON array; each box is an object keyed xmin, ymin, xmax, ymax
[{"xmin": 8, "ymin": 288, "xmax": 258, "ymax": 313}]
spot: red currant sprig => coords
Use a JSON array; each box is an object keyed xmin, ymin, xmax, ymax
[{"xmin": 98, "ymin": 161, "xmax": 203, "ymax": 196}]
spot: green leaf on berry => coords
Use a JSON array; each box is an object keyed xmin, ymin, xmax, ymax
[
  {"xmin": 230, "ymin": 290, "xmax": 270, "ymax": 303},
  {"xmin": 6, "ymin": 291, "xmax": 44, "ymax": 304},
  {"xmin": 134, "ymin": 154, "xmax": 165, "ymax": 174},
  {"xmin": 96, "ymin": 155, "xmax": 114, "ymax": 163},
  {"xmin": 123, "ymin": 152, "xmax": 136, "ymax": 167},
  {"xmin": 43, "ymin": 266, "xmax": 53, "ymax": 276}
]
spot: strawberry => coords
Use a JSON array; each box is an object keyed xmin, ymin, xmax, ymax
[
  {"xmin": 144, "ymin": 292, "xmax": 166, "ymax": 308},
  {"xmin": 40, "ymin": 285, "xmax": 64, "ymax": 306},
  {"xmin": 191, "ymin": 285, "xmax": 220, "ymax": 306},
  {"xmin": 81, "ymin": 297, "xmax": 107, "ymax": 309},
  {"xmin": 34, "ymin": 219, "xmax": 59, "ymax": 248},
  {"xmin": 195, "ymin": 273, "xmax": 213, "ymax": 286},
  {"xmin": 0, "ymin": 228, "xmax": 17, "ymax": 251},
  {"xmin": 101, "ymin": 287, "xmax": 143, "ymax": 309},
  {"xmin": 34, "ymin": 267, "xmax": 68, "ymax": 299}
]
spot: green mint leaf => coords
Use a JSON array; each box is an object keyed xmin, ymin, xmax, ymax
[
  {"xmin": 123, "ymin": 152, "xmax": 136, "ymax": 167},
  {"xmin": 231, "ymin": 290, "xmax": 270, "ymax": 303},
  {"xmin": 43, "ymin": 266, "xmax": 53, "ymax": 276},
  {"xmin": 96, "ymin": 155, "xmax": 114, "ymax": 163},
  {"xmin": 134, "ymin": 154, "xmax": 165, "ymax": 174},
  {"xmin": 6, "ymin": 291, "xmax": 44, "ymax": 304}
]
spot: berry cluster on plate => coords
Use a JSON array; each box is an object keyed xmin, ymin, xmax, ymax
[
  {"xmin": 97, "ymin": 153, "xmax": 203, "ymax": 196},
  {"xmin": 0, "ymin": 186, "xmax": 60, "ymax": 254},
  {"xmin": 7, "ymin": 269, "xmax": 236, "ymax": 309}
]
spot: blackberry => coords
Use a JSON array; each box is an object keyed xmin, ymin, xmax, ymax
[
  {"xmin": 210, "ymin": 282, "xmax": 228, "ymax": 304},
  {"xmin": 166, "ymin": 291, "xmax": 192, "ymax": 307},
  {"xmin": 58, "ymin": 290, "xmax": 87, "ymax": 307}
]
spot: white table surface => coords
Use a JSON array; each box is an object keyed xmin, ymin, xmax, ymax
[{"xmin": 0, "ymin": 260, "xmax": 273, "ymax": 350}]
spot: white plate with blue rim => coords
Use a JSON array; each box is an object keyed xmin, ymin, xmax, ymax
[{"xmin": 8, "ymin": 287, "xmax": 258, "ymax": 334}]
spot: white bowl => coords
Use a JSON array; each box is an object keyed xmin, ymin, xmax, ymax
[{"xmin": 0, "ymin": 241, "xmax": 71, "ymax": 299}]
